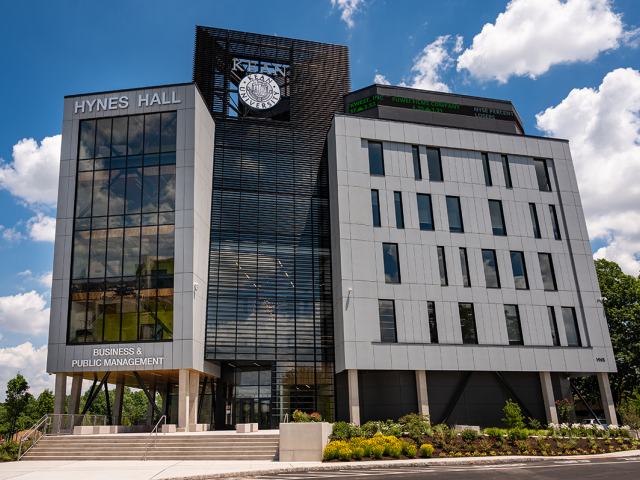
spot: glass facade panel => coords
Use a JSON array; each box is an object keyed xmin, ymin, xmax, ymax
[
  {"xmin": 504, "ymin": 305, "xmax": 524, "ymax": 345},
  {"xmin": 426, "ymin": 148, "xmax": 442, "ymax": 181},
  {"xmin": 501, "ymin": 155, "xmax": 512, "ymax": 188},
  {"xmin": 79, "ymin": 121, "xmax": 96, "ymax": 160},
  {"xmin": 481, "ymin": 153, "xmax": 492, "ymax": 186},
  {"xmin": 460, "ymin": 247, "xmax": 470, "ymax": 287},
  {"xmin": 378, "ymin": 300, "xmax": 397, "ymax": 343},
  {"xmin": 368, "ymin": 142, "xmax": 384, "ymax": 175},
  {"xmin": 488, "ymin": 200, "xmax": 506, "ymax": 235},
  {"xmin": 437, "ymin": 246, "xmax": 448, "ymax": 286},
  {"xmin": 534, "ymin": 159, "xmax": 551, "ymax": 192},
  {"xmin": 459, "ymin": 303, "xmax": 477, "ymax": 344},
  {"xmin": 428, "ymin": 301, "xmax": 438, "ymax": 344},
  {"xmin": 549, "ymin": 205, "xmax": 561, "ymax": 240},
  {"xmin": 548, "ymin": 306, "xmax": 560, "ymax": 346},
  {"xmin": 371, "ymin": 190, "xmax": 381, "ymax": 227},
  {"xmin": 144, "ymin": 113, "xmax": 161, "ymax": 154},
  {"xmin": 394, "ymin": 192, "xmax": 404, "ymax": 229},
  {"xmin": 412, "ymin": 146, "xmax": 421, "ymax": 179},
  {"xmin": 128, "ymin": 116, "xmax": 144, "ymax": 155},
  {"xmin": 529, "ymin": 203, "xmax": 541, "ymax": 238},
  {"xmin": 510, "ymin": 251, "xmax": 529, "ymax": 289},
  {"xmin": 446, "ymin": 196, "xmax": 463, "ymax": 232},
  {"xmin": 382, "ymin": 243, "xmax": 401, "ymax": 284},
  {"xmin": 482, "ymin": 249, "xmax": 501, "ymax": 288},
  {"xmin": 160, "ymin": 112, "xmax": 177, "ymax": 153},
  {"xmin": 538, "ymin": 253, "xmax": 557, "ymax": 291},
  {"xmin": 95, "ymin": 119, "xmax": 112, "ymax": 158},
  {"xmin": 562, "ymin": 307, "xmax": 582, "ymax": 347},
  {"xmin": 417, "ymin": 194, "xmax": 433, "ymax": 230}
]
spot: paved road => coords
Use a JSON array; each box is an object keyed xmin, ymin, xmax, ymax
[{"xmin": 252, "ymin": 456, "xmax": 640, "ymax": 479}]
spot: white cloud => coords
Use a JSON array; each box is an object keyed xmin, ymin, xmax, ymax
[
  {"xmin": 0, "ymin": 342, "xmax": 51, "ymax": 402},
  {"xmin": 18, "ymin": 270, "xmax": 32, "ymax": 276},
  {"xmin": 400, "ymin": 35, "xmax": 462, "ymax": 93},
  {"xmin": 1, "ymin": 225, "xmax": 25, "ymax": 243},
  {"xmin": 0, "ymin": 135, "xmax": 61, "ymax": 207},
  {"xmin": 536, "ymin": 68, "xmax": 640, "ymax": 275},
  {"xmin": 331, "ymin": 0, "xmax": 364, "ymax": 28},
  {"xmin": 36, "ymin": 271, "xmax": 53, "ymax": 288},
  {"xmin": 457, "ymin": 0, "xmax": 628, "ymax": 83},
  {"xmin": 27, "ymin": 213, "xmax": 56, "ymax": 242},
  {"xmin": 374, "ymin": 74, "xmax": 391, "ymax": 85},
  {"xmin": 0, "ymin": 290, "xmax": 50, "ymax": 336}
]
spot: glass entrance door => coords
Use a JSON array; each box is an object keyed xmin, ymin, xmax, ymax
[{"xmin": 225, "ymin": 398, "xmax": 271, "ymax": 429}]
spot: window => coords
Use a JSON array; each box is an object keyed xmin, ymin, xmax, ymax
[
  {"xmin": 378, "ymin": 300, "xmax": 397, "ymax": 343},
  {"xmin": 481, "ymin": 153, "xmax": 492, "ymax": 186},
  {"xmin": 549, "ymin": 205, "xmax": 561, "ymax": 240},
  {"xmin": 446, "ymin": 196, "xmax": 464, "ymax": 233},
  {"xmin": 459, "ymin": 303, "xmax": 478, "ymax": 344},
  {"xmin": 460, "ymin": 248, "xmax": 471, "ymax": 287},
  {"xmin": 394, "ymin": 192, "xmax": 404, "ymax": 229},
  {"xmin": 428, "ymin": 301, "xmax": 438, "ymax": 344},
  {"xmin": 561, "ymin": 307, "xmax": 582, "ymax": 347},
  {"xmin": 371, "ymin": 190, "xmax": 381, "ymax": 227},
  {"xmin": 501, "ymin": 155, "xmax": 513, "ymax": 188},
  {"xmin": 426, "ymin": 148, "xmax": 443, "ymax": 181},
  {"xmin": 510, "ymin": 251, "xmax": 529, "ymax": 290},
  {"xmin": 416, "ymin": 194, "xmax": 434, "ymax": 230},
  {"xmin": 538, "ymin": 253, "xmax": 557, "ymax": 291},
  {"xmin": 548, "ymin": 306, "xmax": 560, "ymax": 346},
  {"xmin": 488, "ymin": 200, "xmax": 507, "ymax": 235},
  {"xmin": 534, "ymin": 159, "xmax": 551, "ymax": 192},
  {"xmin": 437, "ymin": 246, "xmax": 448, "ymax": 286},
  {"xmin": 368, "ymin": 141, "xmax": 384, "ymax": 175},
  {"xmin": 412, "ymin": 146, "xmax": 422, "ymax": 179},
  {"xmin": 504, "ymin": 305, "xmax": 524, "ymax": 345},
  {"xmin": 383, "ymin": 243, "xmax": 401, "ymax": 284},
  {"xmin": 529, "ymin": 203, "xmax": 541, "ymax": 238},
  {"xmin": 482, "ymin": 249, "xmax": 501, "ymax": 288}
]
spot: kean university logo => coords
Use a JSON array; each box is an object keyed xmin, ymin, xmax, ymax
[{"xmin": 238, "ymin": 73, "xmax": 281, "ymax": 111}]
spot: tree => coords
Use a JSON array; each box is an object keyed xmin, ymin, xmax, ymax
[
  {"xmin": 34, "ymin": 390, "xmax": 55, "ymax": 419},
  {"xmin": 5, "ymin": 373, "xmax": 34, "ymax": 438}
]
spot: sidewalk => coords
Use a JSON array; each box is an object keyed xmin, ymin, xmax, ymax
[{"xmin": 2, "ymin": 450, "xmax": 639, "ymax": 480}]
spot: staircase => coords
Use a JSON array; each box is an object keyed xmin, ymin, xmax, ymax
[{"xmin": 21, "ymin": 433, "xmax": 279, "ymax": 461}]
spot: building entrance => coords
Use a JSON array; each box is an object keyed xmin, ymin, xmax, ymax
[{"xmin": 225, "ymin": 398, "xmax": 271, "ymax": 428}]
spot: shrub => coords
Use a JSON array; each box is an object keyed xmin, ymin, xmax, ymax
[
  {"xmin": 501, "ymin": 444, "xmax": 512, "ymax": 454},
  {"xmin": 555, "ymin": 399, "xmax": 574, "ymax": 423},
  {"xmin": 406, "ymin": 445, "xmax": 417, "ymax": 458},
  {"xmin": 528, "ymin": 418, "xmax": 542, "ymax": 430},
  {"xmin": 329, "ymin": 422, "xmax": 351, "ymax": 442},
  {"xmin": 0, "ymin": 441, "xmax": 19, "ymax": 460},
  {"xmin": 508, "ymin": 429, "xmax": 529, "ymax": 442},
  {"xmin": 419, "ymin": 444, "xmax": 434, "ymax": 458},
  {"xmin": 400, "ymin": 438, "xmax": 416, "ymax": 455},
  {"xmin": 390, "ymin": 445, "xmax": 402, "ymax": 458},
  {"xmin": 372, "ymin": 445, "xmax": 384, "ymax": 459},
  {"xmin": 361, "ymin": 421, "xmax": 380, "ymax": 438},
  {"xmin": 460, "ymin": 429, "xmax": 479, "ymax": 443},
  {"xmin": 353, "ymin": 447, "xmax": 364, "ymax": 460},
  {"xmin": 536, "ymin": 439, "xmax": 551, "ymax": 452},
  {"xmin": 324, "ymin": 441, "xmax": 344, "ymax": 460},
  {"xmin": 399, "ymin": 413, "xmax": 432, "ymax": 440},
  {"xmin": 484, "ymin": 427, "xmax": 505, "ymax": 444},
  {"xmin": 477, "ymin": 439, "xmax": 492, "ymax": 453},
  {"xmin": 502, "ymin": 399, "xmax": 525, "ymax": 430},
  {"xmin": 432, "ymin": 424, "xmax": 449, "ymax": 436},
  {"xmin": 514, "ymin": 439, "xmax": 530, "ymax": 453},
  {"xmin": 618, "ymin": 398, "xmax": 640, "ymax": 430}
]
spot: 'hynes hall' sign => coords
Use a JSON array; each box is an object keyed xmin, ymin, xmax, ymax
[
  {"xmin": 71, "ymin": 347, "xmax": 164, "ymax": 368},
  {"xmin": 73, "ymin": 90, "xmax": 182, "ymax": 114},
  {"xmin": 349, "ymin": 95, "xmax": 518, "ymax": 124}
]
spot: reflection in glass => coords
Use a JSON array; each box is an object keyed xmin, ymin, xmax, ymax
[
  {"xmin": 144, "ymin": 113, "xmax": 161, "ymax": 154},
  {"xmin": 504, "ymin": 305, "xmax": 524, "ymax": 345},
  {"xmin": 427, "ymin": 148, "xmax": 442, "ymax": 181},
  {"xmin": 534, "ymin": 159, "xmax": 551, "ymax": 192},
  {"xmin": 529, "ymin": 203, "xmax": 541, "ymax": 238},
  {"xmin": 159, "ymin": 166, "xmax": 176, "ymax": 211},
  {"xmin": 128, "ymin": 116, "xmax": 144, "ymax": 155},
  {"xmin": 394, "ymin": 192, "xmax": 404, "ymax": 229},
  {"xmin": 549, "ymin": 205, "xmax": 561, "ymax": 240},
  {"xmin": 417, "ymin": 194, "xmax": 433, "ymax": 230},
  {"xmin": 126, "ymin": 168, "xmax": 143, "ymax": 214},
  {"xmin": 79, "ymin": 121, "xmax": 96, "ymax": 160},
  {"xmin": 142, "ymin": 167, "xmax": 160, "ymax": 213},
  {"xmin": 548, "ymin": 306, "xmax": 560, "ymax": 346},
  {"xmin": 371, "ymin": 190, "xmax": 381, "ymax": 227},
  {"xmin": 428, "ymin": 301, "xmax": 438, "ymax": 344},
  {"xmin": 538, "ymin": 253, "xmax": 557, "ymax": 291},
  {"xmin": 446, "ymin": 196, "xmax": 463, "ymax": 232},
  {"xmin": 412, "ymin": 146, "xmax": 421, "ymax": 179},
  {"xmin": 76, "ymin": 172, "xmax": 93, "ymax": 218},
  {"xmin": 108, "ymin": 169, "xmax": 126, "ymax": 216},
  {"xmin": 95, "ymin": 118, "xmax": 112, "ymax": 158},
  {"xmin": 383, "ymin": 243, "xmax": 401, "ymax": 284},
  {"xmin": 488, "ymin": 200, "xmax": 506, "ymax": 235},
  {"xmin": 92, "ymin": 170, "xmax": 110, "ymax": 217},
  {"xmin": 106, "ymin": 229, "xmax": 123, "ymax": 277},
  {"xmin": 562, "ymin": 307, "xmax": 582, "ymax": 347},
  {"xmin": 481, "ymin": 153, "xmax": 492, "ymax": 186},
  {"xmin": 460, "ymin": 247, "xmax": 470, "ymax": 287},
  {"xmin": 112, "ymin": 117, "xmax": 128, "ymax": 157},
  {"xmin": 459, "ymin": 303, "xmax": 477, "ymax": 344},
  {"xmin": 482, "ymin": 249, "xmax": 500, "ymax": 288},
  {"xmin": 510, "ymin": 251, "xmax": 529, "ymax": 289},
  {"xmin": 72, "ymin": 231, "xmax": 90, "ymax": 279},
  {"xmin": 501, "ymin": 155, "xmax": 512, "ymax": 188},
  {"xmin": 378, "ymin": 300, "xmax": 397, "ymax": 343},
  {"xmin": 368, "ymin": 142, "xmax": 384, "ymax": 175},
  {"xmin": 160, "ymin": 112, "xmax": 177, "ymax": 152},
  {"xmin": 89, "ymin": 230, "xmax": 107, "ymax": 278},
  {"xmin": 437, "ymin": 246, "xmax": 448, "ymax": 286}
]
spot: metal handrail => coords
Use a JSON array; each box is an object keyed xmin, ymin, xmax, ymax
[
  {"xmin": 283, "ymin": 413, "xmax": 288, "ymax": 424},
  {"xmin": 17, "ymin": 414, "xmax": 48, "ymax": 460},
  {"xmin": 143, "ymin": 415, "xmax": 166, "ymax": 461}
]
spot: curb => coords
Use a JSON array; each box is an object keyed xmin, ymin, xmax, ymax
[{"xmin": 162, "ymin": 451, "xmax": 640, "ymax": 479}]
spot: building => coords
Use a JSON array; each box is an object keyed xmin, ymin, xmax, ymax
[{"xmin": 47, "ymin": 26, "xmax": 618, "ymax": 431}]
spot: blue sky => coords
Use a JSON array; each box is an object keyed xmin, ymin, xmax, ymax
[{"xmin": 0, "ymin": 0, "xmax": 639, "ymax": 398}]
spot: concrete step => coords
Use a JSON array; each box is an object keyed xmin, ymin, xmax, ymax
[{"xmin": 23, "ymin": 454, "xmax": 279, "ymax": 461}]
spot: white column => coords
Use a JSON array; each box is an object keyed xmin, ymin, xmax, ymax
[
  {"xmin": 68, "ymin": 373, "xmax": 83, "ymax": 415},
  {"xmin": 597, "ymin": 372, "xmax": 617, "ymax": 426},
  {"xmin": 416, "ymin": 371, "xmax": 429, "ymax": 416},
  {"xmin": 189, "ymin": 372, "xmax": 200, "ymax": 426},
  {"xmin": 539, "ymin": 372, "xmax": 558, "ymax": 424},
  {"xmin": 112, "ymin": 376, "xmax": 125, "ymax": 425},
  {"xmin": 178, "ymin": 369, "xmax": 189, "ymax": 430},
  {"xmin": 54, "ymin": 373, "xmax": 67, "ymax": 415},
  {"xmin": 348, "ymin": 369, "xmax": 360, "ymax": 425}
]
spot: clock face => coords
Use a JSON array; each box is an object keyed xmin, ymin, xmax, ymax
[{"xmin": 238, "ymin": 74, "xmax": 282, "ymax": 111}]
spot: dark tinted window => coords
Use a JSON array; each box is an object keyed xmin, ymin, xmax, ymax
[
  {"xmin": 379, "ymin": 300, "xmax": 397, "ymax": 343},
  {"xmin": 459, "ymin": 303, "xmax": 478, "ymax": 344},
  {"xmin": 504, "ymin": 305, "xmax": 524, "ymax": 345},
  {"xmin": 412, "ymin": 146, "xmax": 422, "ymax": 179},
  {"xmin": 460, "ymin": 247, "xmax": 471, "ymax": 287},
  {"xmin": 488, "ymin": 200, "xmax": 506, "ymax": 235},
  {"xmin": 371, "ymin": 190, "xmax": 381, "ymax": 227},
  {"xmin": 548, "ymin": 306, "xmax": 560, "ymax": 346},
  {"xmin": 510, "ymin": 251, "xmax": 529, "ymax": 289},
  {"xmin": 437, "ymin": 246, "xmax": 448, "ymax": 286},
  {"xmin": 383, "ymin": 243, "xmax": 401, "ymax": 284},
  {"xmin": 482, "ymin": 249, "xmax": 501, "ymax": 288},
  {"xmin": 549, "ymin": 205, "xmax": 561, "ymax": 240},
  {"xmin": 446, "ymin": 196, "xmax": 464, "ymax": 233},
  {"xmin": 481, "ymin": 153, "xmax": 492, "ymax": 186},
  {"xmin": 417, "ymin": 194, "xmax": 434, "ymax": 230},
  {"xmin": 428, "ymin": 301, "xmax": 438, "ymax": 344},
  {"xmin": 534, "ymin": 159, "xmax": 551, "ymax": 192},
  {"xmin": 562, "ymin": 307, "xmax": 582, "ymax": 347},
  {"xmin": 368, "ymin": 142, "xmax": 385, "ymax": 175},
  {"xmin": 501, "ymin": 155, "xmax": 513, "ymax": 188},
  {"xmin": 538, "ymin": 253, "xmax": 557, "ymax": 291},
  {"xmin": 427, "ymin": 148, "xmax": 443, "ymax": 181},
  {"xmin": 394, "ymin": 192, "xmax": 404, "ymax": 229},
  {"xmin": 529, "ymin": 203, "xmax": 541, "ymax": 238}
]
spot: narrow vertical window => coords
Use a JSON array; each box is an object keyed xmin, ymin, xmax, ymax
[
  {"xmin": 501, "ymin": 155, "xmax": 513, "ymax": 188},
  {"xmin": 378, "ymin": 300, "xmax": 397, "ymax": 343},
  {"xmin": 538, "ymin": 253, "xmax": 557, "ymax": 291},
  {"xmin": 549, "ymin": 205, "xmax": 561, "ymax": 240},
  {"xmin": 481, "ymin": 153, "xmax": 492, "ymax": 186},
  {"xmin": 437, "ymin": 246, "xmax": 448, "ymax": 286},
  {"xmin": 426, "ymin": 148, "xmax": 443, "ymax": 181},
  {"xmin": 394, "ymin": 192, "xmax": 404, "ymax": 229},
  {"xmin": 488, "ymin": 200, "xmax": 507, "ymax": 235},
  {"xmin": 446, "ymin": 196, "xmax": 464, "ymax": 233},
  {"xmin": 504, "ymin": 305, "xmax": 524, "ymax": 345},
  {"xmin": 417, "ymin": 194, "xmax": 434, "ymax": 230},
  {"xmin": 548, "ymin": 306, "xmax": 560, "ymax": 346},
  {"xmin": 368, "ymin": 141, "xmax": 385, "ymax": 176},
  {"xmin": 534, "ymin": 159, "xmax": 551, "ymax": 192},
  {"xmin": 481, "ymin": 249, "xmax": 501, "ymax": 288},
  {"xmin": 561, "ymin": 307, "xmax": 582, "ymax": 347},
  {"xmin": 383, "ymin": 243, "xmax": 401, "ymax": 284},
  {"xmin": 529, "ymin": 203, "xmax": 541, "ymax": 238},
  {"xmin": 459, "ymin": 303, "xmax": 478, "ymax": 344},
  {"xmin": 510, "ymin": 251, "xmax": 529, "ymax": 290},
  {"xmin": 459, "ymin": 248, "xmax": 471, "ymax": 287},
  {"xmin": 428, "ymin": 301, "xmax": 438, "ymax": 344},
  {"xmin": 412, "ymin": 146, "xmax": 422, "ymax": 180},
  {"xmin": 371, "ymin": 190, "xmax": 381, "ymax": 227}
]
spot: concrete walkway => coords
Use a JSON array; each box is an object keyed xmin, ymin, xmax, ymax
[{"xmin": 2, "ymin": 450, "xmax": 639, "ymax": 480}]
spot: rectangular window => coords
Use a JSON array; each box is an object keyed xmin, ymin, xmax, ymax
[
  {"xmin": 446, "ymin": 196, "xmax": 464, "ymax": 233},
  {"xmin": 549, "ymin": 205, "xmax": 561, "ymax": 240},
  {"xmin": 428, "ymin": 301, "xmax": 438, "ymax": 344},
  {"xmin": 426, "ymin": 148, "xmax": 443, "ymax": 181},
  {"xmin": 437, "ymin": 246, "xmax": 448, "ymax": 286},
  {"xmin": 534, "ymin": 159, "xmax": 551, "ymax": 192},
  {"xmin": 488, "ymin": 199, "xmax": 507, "ymax": 235},
  {"xmin": 412, "ymin": 146, "xmax": 422, "ymax": 179},
  {"xmin": 371, "ymin": 190, "xmax": 381, "ymax": 227},
  {"xmin": 481, "ymin": 153, "xmax": 492, "ymax": 186},
  {"xmin": 459, "ymin": 303, "xmax": 478, "ymax": 344},
  {"xmin": 529, "ymin": 203, "xmax": 541, "ymax": 238},
  {"xmin": 504, "ymin": 305, "xmax": 524, "ymax": 345},
  {"xmin": 538, "ymin": 253, "xmax": 558, "ymax": 291},
  {"xmin": 383, "ymin": 243, "xmax": 401, "ymax": 284},
  {"xmin": 394, "ymin": 192, "xmax": 404, "ymax": 229},
  {"xmin": 416, "ymin": 194, "xmax": 434, "ymax": 230},
  {"xmin": 459, "ymin": 247, "xmax": 471, "ymax": 287},
  {"xmin": 561, "ymin": 307, "xmax": 582, "ymax": 347},
  {"xmin": 481, "ymin": 249, "xmax": 501, "ymax": 288},
  {"xmin": 378, "ymin": 300, "xmax": 397, "ymax": 343},
  {"xmin": 510, "ymin": 251, "xmax": 529, "ymax": 290},
  {"xmin": 548, "ymin": 306, "xmax": 560, "ymax": 346},
  {"xmin": 368, "ymin": 141, "xmax": 385, "ymax": 176},
  {"xmin": 501, "ymin": 155, "xmax": 513, "ymax": 188}
]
